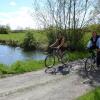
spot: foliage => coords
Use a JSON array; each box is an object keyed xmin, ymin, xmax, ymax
[
  {"xmin": 46, "ymin": 25, "xmax": 85, "ymax": 51},
  {"xmin": 0, "ymin": 28, "xmax": 96, "ymax": 51},
  {"xmin": 0, "ymin": 64, "xmax": 9, "ymax": 74},
  {"xmin": 0, "ymin": 30, "xmax": 48, "ymax": 50},
  {"xmin": 0, "ymin": 25, "xmax": 9, "ymax": 34},
  {"xmin": 21, "ymin": 31, "xmax": 36, "ymax": 50},
  {"xmin": 69, "ymin": 29, "xmax": 85, "ymax": 51},
  {"xmin": 46, "ymin": 26, "xmax": 57, "ymax": 45},
  {"xmin": 87, "ymin": 24, "xmax": 100, "ymax": 33}
]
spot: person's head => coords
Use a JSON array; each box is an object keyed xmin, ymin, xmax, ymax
[{"xmin": 92, "ymin": 31, "xmax": 97, "ymax": 38}]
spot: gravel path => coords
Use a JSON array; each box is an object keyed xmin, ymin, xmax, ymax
[{"xmin": 0, "ymin": 59, "xmax": 99, "ymax": 100}]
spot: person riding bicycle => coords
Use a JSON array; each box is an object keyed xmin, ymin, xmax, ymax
[
  {"xmin": 87, "ymin": 31, "xmax": 100, "ymax": 68},
  {"xmin": 49, "ymin": 33, "xmax": 66, "ymax": 52}
]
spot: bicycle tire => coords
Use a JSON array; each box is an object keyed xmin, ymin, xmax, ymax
[
  {"xmin": 85, "ymin": 57, "xmax": 96, "ymax": 76},
  {"xmin": 45, "ymin": 54, "xmax": 55, "ymax": 68},
  {"xmin": 61, "ymin": 52, "xmax": 69, "ymax": 65}
]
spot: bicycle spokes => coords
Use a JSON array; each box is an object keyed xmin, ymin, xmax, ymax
[{"xmin": 45, "ymin": 55, "xmax": 55, "ymax": 68}]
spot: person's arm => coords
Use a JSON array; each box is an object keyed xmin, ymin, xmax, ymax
[
  {"xmin": 49, "ymin": 39, "xmax": 59, "ymax": 48},
  {"xmin": 96, "ymin": 38, "xmax": 100, "ymax": 52},
  {"xmin": 57, "ymin": 37, "xmax": 65, "ymax": 48},
  {"xmin": 87, "ymin": 40, "xmax": 92, "ymax": 49}
]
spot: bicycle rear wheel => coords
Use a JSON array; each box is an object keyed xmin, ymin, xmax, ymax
[
  {"xmin": 61, "ymin": 52, "xmax": 69, "ymax": 64},
  {"xmin": 45, "ymin": 54, "xmax": 55, "ymax": 68}
]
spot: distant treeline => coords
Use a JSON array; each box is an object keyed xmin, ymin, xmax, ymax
[
  {"xmin": 0, "ymin": 24, "xmax": 100, "ymax": 34},
  {"xmin": 0, "ymin": 25, "xmax": 10, "ymax": 34},
  {"xmin": 0, "ymin": 24, "xmax": 99, "ymax": 51}
]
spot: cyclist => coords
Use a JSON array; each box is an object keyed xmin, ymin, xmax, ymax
[
  {"xmin": 49, "ymin": 33, "xmax": 66, "ymax": 52},
  {"xmin": 87, "ymin": 31, "xmax": 100, "ymax": 68}
]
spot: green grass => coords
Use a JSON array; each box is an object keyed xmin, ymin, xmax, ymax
[
  {"xmin": 0, "ymin": 31, "xmax": 48, "ymax": 48},
  {"xmin": 0, "ymin": 60, "xmax": 45, "ymax": 75},
  {"xmin": 0, "ymin": 51, "xmax": 89, "ymax": 75},
  {"xmin": 0, "ymin": 33, "xmax": 25, "ymax": 42},
  {"xmin": 77, "ymin": 87, "xmax": 100, "ymax": 100},
  {"xmin": 10, "ymin": 60, "xmax": 44, "ymax": 74},
  {"xmin": 68, "ymin": 51, "xmax": 89, "ymax": 61}
]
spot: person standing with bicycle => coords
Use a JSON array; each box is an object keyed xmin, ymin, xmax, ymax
[{"xmin": 87, "ymin": 32, "xmax": 100, "ymax": 68}]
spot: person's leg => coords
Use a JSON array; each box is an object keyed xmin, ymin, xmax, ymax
[{"xmin": 97, "ymin": 51, "xmax": 100, "ymax": 67}]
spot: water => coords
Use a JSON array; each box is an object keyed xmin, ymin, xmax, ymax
[{"xmin": 0, "ymin": 45, "xmax": 47, "ymax": 65}]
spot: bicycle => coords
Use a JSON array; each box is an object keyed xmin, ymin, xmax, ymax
[
  {"xmin": 45, "ymin": 47, "xmax": 69, "ymax": 69},
  {"xmin": 85, "ymin": 50, "xmax": 97, "ymax": 76}
]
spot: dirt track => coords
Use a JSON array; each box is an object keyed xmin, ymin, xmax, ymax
[{"xmin": 0, "ymin": 60, "xmax": 99, "ymax": 100}]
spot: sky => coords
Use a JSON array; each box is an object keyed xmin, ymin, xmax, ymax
[
  {"xmin": 0, "ymin": 0, "xmax": 38, "ymax": 30},
  {"xmin": 0, "ymin": 0, "xmax": 98, "ymax": 30}
]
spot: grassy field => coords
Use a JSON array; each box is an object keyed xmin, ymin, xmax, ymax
[
  {"xmin": 0, "ymin": 31, "xmax": 48, "ymax": 48},
  {"xmin": 77, "ymin": 87, "xmax": 100, "ymax": 100},
  {"xmin": 0, "ymin": 33, "xmax": 25, "ymax": 42},
  {"xmin": 0, "ymin": 30, "xmax": 93, "ymax": 50}
]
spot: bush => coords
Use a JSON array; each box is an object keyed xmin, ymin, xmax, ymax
[
  {"xmin": 0, "ymin": 26, "xmax": 9, "ymax": 34},
  {"xmin": 68, "ymin": 28, "xmax": 85, "ymax": 51},
  {"xmin": 46, "ymin": 26, "xmax": 57, "ymax": 45},
  {"xmin": 87, "ymin": 24, "xmax": 100, "ymax": 33},
  {"xmin": 21, "ymin": 31, "xmax": 36, "ymax": 50}
]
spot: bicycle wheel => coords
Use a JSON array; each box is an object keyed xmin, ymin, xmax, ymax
[
  {"xmin": 45, "ymin": 54, "xmax": 55, "ymax": 68},
  {"xmin": 61, "ymin": 52, "xmax": 69, "ymax": 64},
  {"xmin": 85, "ymin": 57, "xmax": 96, "ymax": 75}
]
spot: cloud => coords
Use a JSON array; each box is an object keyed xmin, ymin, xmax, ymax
[
  {"xmin": 9, "ymin": 1, "xmax": 16, "ymax": 6},
  {"xmin": 0, "ymin": 7, "xmax": 38, "ymax": 30}
]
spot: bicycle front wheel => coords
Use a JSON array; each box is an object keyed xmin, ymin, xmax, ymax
[{"xmin": 45, "ymin": 54, "xmax": 55, "ymax": 68}]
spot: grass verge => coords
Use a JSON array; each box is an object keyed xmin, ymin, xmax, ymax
[
  {"xmin": 0, "ymin": 60, "xmax": 44, "ymax": 75},
  {"xmin": 77, "ymin": 87, "xmax": 100, "ymax": 100},
  {"xmin": 0, "ymin": 51, "xmax": 89, "ymax": 76}
]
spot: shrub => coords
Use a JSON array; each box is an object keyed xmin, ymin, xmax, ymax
[
  {"xmin": 0, "ymin": 26, "xmax": 9, "ymax": 34},
  {"xmin": 87, "ymin": 24, "xmax": 100, "ymax": 33},
  {"xmin": 21, "ymin": 31, "xmax": 36, "ymax": 50},
  {"xmin": 46, "ymin": 26, "xmax": 57, "ymax": 45},
  {"xmin": 67, "ymin": 28, "xmax": 85, "ymax": 51}
]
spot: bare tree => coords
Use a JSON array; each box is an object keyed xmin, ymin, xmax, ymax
[
  {"xmin": 93, "ymin": 0, "xmax": 100, "ymax": 23},
  {"xmin": 32, "ymin": 0, "xmax": 96, "ymax": 50}
]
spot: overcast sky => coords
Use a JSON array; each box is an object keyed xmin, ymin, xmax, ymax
[{"xmin": 0, "ymin": 0, "xmax": 38, "ymax": 30}]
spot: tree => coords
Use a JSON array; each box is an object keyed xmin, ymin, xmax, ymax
[
  {"xmin": 0, "ymin": 25, "xmax": 9, "ymax": 34},
  {"xmin": 93, "ymin": 0, "xmax": 100, "ymax": 23},
  {"xmin": 22, "ymin": 31, "xmax": 36, "ymax": 50},
  {"xmin": 33, "ymin": 0, "xmax": 96, "ymax": 50}
]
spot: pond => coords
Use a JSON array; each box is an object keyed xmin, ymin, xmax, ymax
[{"xmin": 0, "ymin": 45, "xmax": 47, "ymax": 65}]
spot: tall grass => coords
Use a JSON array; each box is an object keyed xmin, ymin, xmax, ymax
[
  {"xmin": 77, "ymin": 87, "xmax": 100, "ymax": 100},
  {"xmin": 0, "ymin": 60, "xmax": 44, "ymax": 75}
]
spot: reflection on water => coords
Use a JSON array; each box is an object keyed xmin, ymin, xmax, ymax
[{"xmin": 0, "ymin": 45, "xmax": 47, "ymax": 65}]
